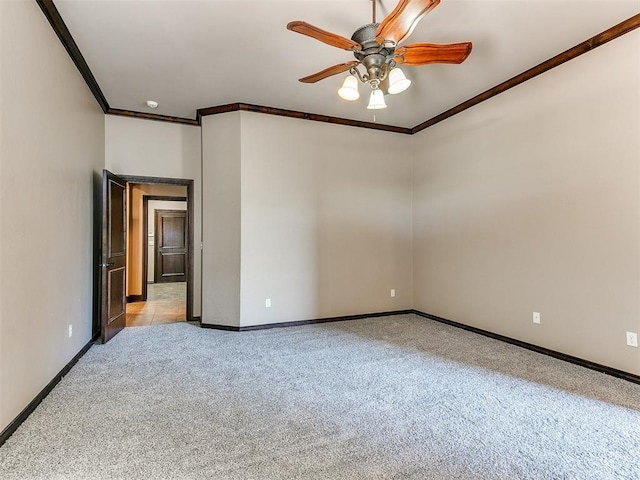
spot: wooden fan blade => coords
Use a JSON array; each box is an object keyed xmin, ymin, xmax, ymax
[
  {"xmin": 287, "ymin": 21, "xmax": 361, "ymax": 51},
  {"xmin": 376, "ymin": 0, "xmax": 440, "ymax": 45},
  {"xmin": 395, "ymin": 42, "xmax": 472, "ymax": 66},
  {"xmin": 299, "ymin": 61, "xmax": 359, "ymax": 83}
]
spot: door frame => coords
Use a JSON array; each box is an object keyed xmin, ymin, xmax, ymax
[
  {"xmin": 143, "ymin": 197, "xmax": 187, "ymax": 292},
  {"xmin": 118, "ymin": 175, "xmax": 195, "ymax": 322}
]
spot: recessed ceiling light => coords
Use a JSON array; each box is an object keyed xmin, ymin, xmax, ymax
[{"xmin": 146, "ymin": 100, "xmax": 158, "ymax": 109}]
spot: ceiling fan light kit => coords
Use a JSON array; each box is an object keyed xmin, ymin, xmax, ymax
[
  {"xmin": 338, "ymin": 75, "xmax": 360, "ymax": 101},
  {"xmin": 387, "ymin": 67, "xmax": 411, "ymax": 94},
  {"xmin": 367, "ymin": 88, "xmax": 387, "ymax": 110},
  {"xmin": 287, "ymin": 0, "xmax": 472, "ymax": 110}
]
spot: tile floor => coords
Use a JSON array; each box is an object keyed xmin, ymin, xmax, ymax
[{"xmin": 126, "ymin": 282, "xmax": 186, "ymax": 327}]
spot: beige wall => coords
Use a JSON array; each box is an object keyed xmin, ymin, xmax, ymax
[
  {"xmin": 201, "ymin": 113, "xmax": 242, "ymax": 327},
  {"xmin": 201, "ymin": 112, "xmax": 413, "ymax": 327},
  {"xmin": 412, "ymin": 31, "xmax": 640, "ymax": 374},
  {"xmin": 239, "ymin": 113, "xmax": 413, "ymax": 326},
  {"xmin": 126, "ymin": 184, "xmax": 187, "ymax": 294},
  {"xmin": 104, "ymin": 115, "xmax": 202, "ymax": 316},
  {"xmin": 0, "ymin": 0, "xmax": 105, "ymax": 431}
]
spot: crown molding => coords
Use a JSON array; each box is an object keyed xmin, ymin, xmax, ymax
[
  {"xmin": 197, "ymin": 103, "xmax": 412, "ymax": 134},
  {"xmin": 36, "ymin": 1, "xmax": 640, "ymax": 134},
  {"xmin": 412, "ymin": 13, "xmax": 640, "ymax": 134},
  {"xmin": 107, "ymin": 108, "xmax": 199, "ymax": 126},
  {"xmin": 35, "ymin": 0, "xmax": 109, "ymax": 113}
]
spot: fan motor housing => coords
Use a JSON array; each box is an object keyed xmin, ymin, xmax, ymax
[
  {"xmin": 351, "ymin": 23, "xmax": 394, "ymax": 61},
  {"xmin": 351, "ymin": 23, "xmax": 395, "ymax": 81}
]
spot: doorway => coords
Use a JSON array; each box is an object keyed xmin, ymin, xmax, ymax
[
  {"xmin": 126, "ymin": 282, "xmax": 186, "ymax": 326},
  {"xmin": 118, "ymin": 175, "xmax": 194, "ymax": 327},
  {"xmin": 143, "ymin": 197, "xmax": 188, "ymax": 297}
]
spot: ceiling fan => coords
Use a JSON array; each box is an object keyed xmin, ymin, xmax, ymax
[{"xmin": 287, "ymin": 0, "xmax": 472, "ymax": 109}]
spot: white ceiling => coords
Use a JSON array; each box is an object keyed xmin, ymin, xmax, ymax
[{"xmin": 53, "ymin": 0, "xmax": 639, "ymax": 128}]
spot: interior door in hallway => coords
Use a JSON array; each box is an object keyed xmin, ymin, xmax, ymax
[
  {"xmin": 154, "ymin": 209, "xmax": 188, "ymax": 283},
  {"xmin": 100, "ymin": 170, "xmax": 127, "ymax": 343}
]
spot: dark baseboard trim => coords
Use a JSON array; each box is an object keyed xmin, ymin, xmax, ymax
[
  {"xmin": 201, "ymin": 309, "xmax": 639, "ymax": 384},
  {"xmin": 200, "ymin": 323, "xmax": 241, "ymax": 332},
  {"xmin": 0, "ymin": 334, "xmax": 98, "ymax": 448},
  {"xmin": 2, "ymin": 310, "xmax": 636, "ymax": 448},
  {"xmin": 200, "ymin": 309, "xmax": 414, "ymax": 332},
  {"xmin": 412, "ymin": 310, "xmax": 640, "ymax": 385},
  {"xmin": 126, "ymin": 295, "xmax": 144, "ymax": 303}
]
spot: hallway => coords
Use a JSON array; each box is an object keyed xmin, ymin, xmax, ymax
[{"xmin": 126, "ymin": 282, "xmax": 186, "ymax": 326}]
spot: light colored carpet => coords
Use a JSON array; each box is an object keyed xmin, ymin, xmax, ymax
[{"xmin": 1, "ymin": 314, "xmax": 639, "ymax": 479}]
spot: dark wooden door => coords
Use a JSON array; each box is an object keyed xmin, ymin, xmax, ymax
[
  {"xmin": 100, "ymin": 170, "xmax": 127, "ymax": 343},
  {"xmin": 154, "ymin": 209, "xmax": 188, "ymax": 283}
]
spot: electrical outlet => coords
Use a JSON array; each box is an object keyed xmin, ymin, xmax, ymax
[
  {"xmin": 68, "ymin": 324, "xmax": 73, "ymax": 338},
  {"xmin": 265, "ymin": 298, "xmax": 271, "ymax": 308},
  {"xmin": 390, "ymin": 289, "xmax": 396, "ymax": 298},
  {"xmin": 626, "ymin": 331, "xmax": 638, "ymax": 348},
  {"xmin": 533, "ymin": 312, "xmax": 541, "ymax": 324}
]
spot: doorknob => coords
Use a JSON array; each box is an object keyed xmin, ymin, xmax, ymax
[{"xmin": 99, "ymin": 262, "xmax": 115, "ymax": 268}]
